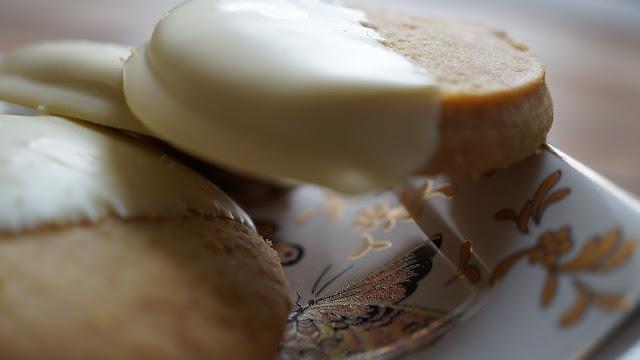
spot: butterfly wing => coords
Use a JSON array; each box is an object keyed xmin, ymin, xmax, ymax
[
  {"xmin": 280, "ymin": 243, "xmax": 443, "ymax": 359},
  {"xmin": 280, "ymin": 303, "xmax": 445, "ymax": 359},
  {"xmin": 315, "ymin": 242, "xmax": 439, "ymax": 306}
]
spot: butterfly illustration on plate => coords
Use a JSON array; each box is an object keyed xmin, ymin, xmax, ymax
[{"xmin": 280, "ymin": 235, "xmax": 448, "ymax": 359}]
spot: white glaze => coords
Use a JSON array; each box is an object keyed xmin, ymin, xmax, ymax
[
  {"xmin": 0, "ymin": 115, "xmax": 253, "ymax": 232},
  {"xmin": 0, "ymin": 41, "xmax": 150, "ymax": 134},
  {"xmin": 124, "ymin": 0, "xmax": 440, "ymax": 193}
]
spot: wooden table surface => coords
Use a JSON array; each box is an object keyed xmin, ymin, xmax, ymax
[{"xmin": 1, "ymin": 0, "xmax": 639, "ymax": 194}]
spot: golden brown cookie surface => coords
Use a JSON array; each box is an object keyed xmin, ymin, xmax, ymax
[
  {"xmin": 355, "ymin": 5, "xmax": 553, "ymax": 175},
  {"xmin": 0, "ymin": 217, "xmax": 290, "ymax": 360}
]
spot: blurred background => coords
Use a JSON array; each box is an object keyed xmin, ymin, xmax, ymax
[{"xmin": 1, "ymin": 0, "xmax": 639, "ymax": 194}]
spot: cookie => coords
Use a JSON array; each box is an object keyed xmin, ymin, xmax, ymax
[
  {"xmin": 0, "ymin": 41, "xmax": 149, "ymax": 134},
  {"xmin": 122, "ymin": 0, "xmax": 440, "ymax": 194},
  {"xmin": 0, "ymin": 115, "xmax": 290, "ymax": 360},
  {"xmin": 122, "ymin": 0, "xmax": 551, "ymax": 190},
  {"xmin": 353, "ymin": 5, "xmax": 553, "ymax": 175}
]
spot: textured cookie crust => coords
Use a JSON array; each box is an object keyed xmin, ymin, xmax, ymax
[
  {"xmin": 0, "ymin": 216, "xmax": 290, "ymax": 360},
  {"xmin": 355, "ymin": 5, "xmax": 553, "ymax": 174}
]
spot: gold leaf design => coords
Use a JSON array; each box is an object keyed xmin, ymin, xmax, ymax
[
  {"xmin": 445, "ymin": 265, "xmax": 481, "ymax": 287},
  {"xmin": 560, "ymin": 229, "xmax": 637, "ymax": 272},
  {"xmin": 534, "ymin": 189, "xmax": 571, "ymax": 224},
  {"xmin": 559, "ymin": 282, "xmax": 591, "ymax": 328},
  {"xmin": 593, "ymin": 293, "xmax": 629, "ymax": 311},
  {"xmin": 459, "ymin": 240, "xmax": 473, "ymax": 264},
  {"xmin": 600, "ymin": 239, "xmax": 638, "ymax": 272},
  {"xmin": 530, "ymin": 227, "xmax": 573, "ymax": 267},
  {"xmin": 347, "ymin": 233, "xmax": 393, "ymax": 261},
  {"xmin": 464, "ymin": 265, "xmax": 481, "ymax": 284},
  {"xmin": 400, "ymin": 179, "xmax": 457, "ymax": 217},
  {"xmin": 445, "ymin": 240, "xmax": 481, "ymax": 286},
  {"xmin": 383, "ymin": 207, "xmax": 412, "ymax": 233},
  {"xmin": 348, "ymin": 195, "xmax": 419, "ymax": 262},
  {"xmin": 421, "ymin": 180, "xmax": 457, "ymax": 199},
  {"xmin": 489, "ymin": 249, "xmax": 532, "ymax": 285},
  {"xmin": 495, "ymin": 202, "xmax": 532, "ymax": 233},
  {"xmin": 353, "ymin": 202, "xmax": 411, "ymax": 234},
  {"xmin": 495, "ymin": 170, "xmax": 570, "ymax": 234},
  {"xmin": 531, "ymin": 171, "xmax": 561, "ymax": 217},
  {"xmin": 560, "ymin": 229, "xmax": 620, "ymax": 272},
  {"xmin": 493, "ymin": 227, "xmax": 637, "ymax": 329},
  {"xmin": 518, "ymin": 202, "xmax": 533, "ymax": 233},
  {"xmin": 541, "ymin": 273, "xmax": 558, "ymax": 307},
  {"xmin": 559, "ymin": 282, "xmax": 629, "ymax": 328}
]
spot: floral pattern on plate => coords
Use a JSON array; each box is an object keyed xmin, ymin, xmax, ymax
[
  {"xmin": 241, "ymin": 144, "xmax": 640, "ymax": 359},
  {"xmin": 404, "ymin": 145, "xmax": 640, "ymax": 360}
]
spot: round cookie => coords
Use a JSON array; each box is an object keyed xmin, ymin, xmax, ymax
[
  {"xmin": 0, "ymin": 41, "xmax": 150, "ymax": 134},
  {"xmin": 0, "ymin": 115, "xmax": 290, "ymax": 360},
  {"xmin": 123, "ymin": 0, "xmax": 440, "ymax": 194},
  {"xmin": 353, "ymin": 4, "xmax": 553, "ymax": 175},
  {"xmin": 123, "ymin": 0, "xmax": 552, "ymax": 191}
]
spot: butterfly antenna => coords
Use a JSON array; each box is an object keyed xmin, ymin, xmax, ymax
[
  {"xmin": 315, "ymin": 264, "xmax": 355, "ymax": 297},
  {"xmin": 311, "ymin": 265, "xmax": 331, "ymax": 296}
]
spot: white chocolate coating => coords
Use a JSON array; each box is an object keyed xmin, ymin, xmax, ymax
[
  {"xmin": 0, "ymin": 115, "xmax": 253, "ymax": 232},
  {"xmin": 0, "ymin": 41, "xmax": 150, "ymax": 134},
  {"xmin": 124, "ymin": 0, "xmax": 440, "ymax": 193}
]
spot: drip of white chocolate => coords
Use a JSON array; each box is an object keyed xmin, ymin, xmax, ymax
[
  {"xmin": 0, "ymin": 115, "xmax": 253, "ymax": 232},
  {"xmin": 124, "ymin": 0, "xmax": 440, "ymax": 193},
  {"xmin": 0, "ymin": 41, "xmax": 150, "ymax": 134}
]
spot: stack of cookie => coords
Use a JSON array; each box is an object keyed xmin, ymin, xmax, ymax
[
  {"xmin": 0, "ymin": 114, "xmax": 291, "ymax": 359},
  {"xmin": 0, "ymin": 0, "xmax": 551, "ymax": 359}
]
